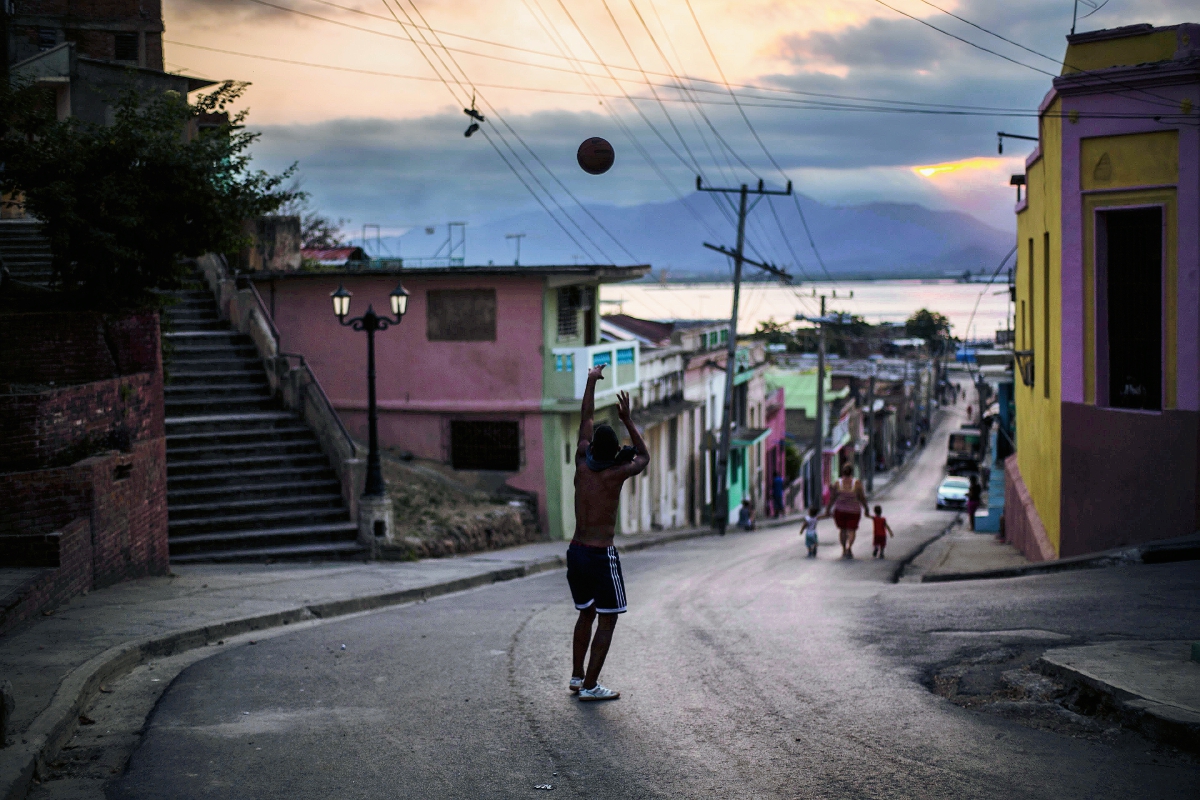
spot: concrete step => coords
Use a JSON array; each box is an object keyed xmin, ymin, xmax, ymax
[
  {"xmin": 167, "ymin": 464, "xmax": 337, "ymax": 490},
  {"xmin": 167, "ymin": 492, "xmax": 345, "ymax": 520},
  {"xmin": 166, "ymin": 427, "xmax": 315, "ymax": 452},
  {"xmin": 164, "ymin": 382, "xmax": 271, "ymax": 398},
  {"xmin": 166, "ymin": 357, "xmax": 263, "ymax": 374},
  {"xmin": 168, "ymin": 521, "xmax": 360, "ymax": 554},
  {"xmin": 169, "ymin": 539, "xmax": 365, "ymax": 564},
  {"xmin": 167, "ymin": 344, "xmax": 260, "ymax": 361},
  {"xmin": 166, "ymin": 369, "xmax": 269, "ymax": 387},
  {"xmin": 165, "ymin": 411, "xmax": 302, "ymax": 435},
  {"xmin": 164, "ymin": 395, "xmax": 279, "ymax": 417},
  {"xmin": 163, "ymin": 331, "xmax": 250, "ymax": 347},
  {"xmin": 167, "ymin": 477, "xmax": 344, "ymax": 506},
  {"xmin": 168, "ymin": 506, "xmax": 352, "ymax": 536},
  {"xmin": 165, "ymin": 319, "xmax": 230, "ymax": 333},
  {"xmin": 162, "ymin": 311, "xmax": 222, "ymax": 325},
  {"xmin": 167, "ymin": 438, "xmax": 326, "ymax": 462},
  {"xmin": 168, "ymin": 452, "xmax": 331, "ymax": 477}
]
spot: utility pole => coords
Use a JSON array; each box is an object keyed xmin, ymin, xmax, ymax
[
  {"xmin": 697, "ymin": 176, "xmax": 793, "ymax": 535},
  {"xmin": 814, "ymin": 295, "xmax": 826, "ymax": 508},
  {"xmin": 505, "ymin": 233, "xmax": 526, "ymax": 266},
  {"xmin": 795, "ymin": 298, "xmax": 853, "ymax": 512},
  {"xmin": 865, "ymin": 372, "xmax": 876, "ymax": 492}
]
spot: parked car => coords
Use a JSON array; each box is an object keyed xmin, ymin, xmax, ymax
[{"xmin": 937, "ymin": 476, "xmax": 971, "ymax": 509}]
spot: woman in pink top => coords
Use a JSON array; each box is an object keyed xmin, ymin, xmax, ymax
[{"xmin": 825, "ymin": 463, "xmax": 870, "ymax": 559}]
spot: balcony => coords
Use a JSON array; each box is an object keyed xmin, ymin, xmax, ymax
[{"xmin": 548, "ymin": 342, "xmax": 639, "ymax": 402}]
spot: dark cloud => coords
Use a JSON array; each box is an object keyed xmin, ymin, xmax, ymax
[
  {"xmin": 242, "ymin": 0, "xmax": 1198, "ymax": 235},
  {"xmin": 777, "ymin": 18, "xmax": 953, "ymax": 71}
]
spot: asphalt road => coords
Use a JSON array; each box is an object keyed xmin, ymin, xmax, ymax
[{"xmin": 106, "ymin": 403, "xmax": 1200, "ymax": 799}]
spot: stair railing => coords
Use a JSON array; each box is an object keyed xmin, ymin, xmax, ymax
[{"xmin": 196, "ymin": 253, "xmax": 366, "ymax": 520}]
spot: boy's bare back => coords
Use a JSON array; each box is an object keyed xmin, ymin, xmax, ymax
[{"xmin": 573, "ymin": 371, "xmax": 648, "ymax": 547}]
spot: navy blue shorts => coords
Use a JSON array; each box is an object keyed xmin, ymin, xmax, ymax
[{"xmin": 566, "ymin": 542, "xmax": 627, "ymax": 614}]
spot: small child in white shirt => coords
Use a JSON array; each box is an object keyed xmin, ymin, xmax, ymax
[{"xmin": 802, "ymin": 506, "xmax": 820, "ymax": 557}]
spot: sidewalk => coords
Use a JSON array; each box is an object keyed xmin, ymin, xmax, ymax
[
  {"xmin": 902, "ymin": 521, "xmax": 1200, "ymax": 753},
  {"xmin": 0, "ymin": 526, "xmax": 713, "ymax": 800},
  {"xmin": 1037, "ymin": 641, "xmax": 1200, "ymax": 754},
  {"xmin": 899, "ymin": 524, "xmax": 1030, "ymax": 583}
]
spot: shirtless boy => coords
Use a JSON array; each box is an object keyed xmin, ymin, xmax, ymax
[{"xmin": 567, "ymin": 364, "xmax": 649, "ymax": 701}]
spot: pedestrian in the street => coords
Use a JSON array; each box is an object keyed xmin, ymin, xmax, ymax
[
  {"xmin": 737, "ymin": 498, "xmax": 756, "ymax": 530},
  {"xmin": 567, "ymin": 364, "xmax": 649, "ymax": 702},
  {"xmin": 825, "ymin": 463, "xmax": 870, "ymax": 559},
  {"xmin": 871, "ymin": 505, "xmax": 894, "ymax": 558},
  {"xmin": 772, "ymin": 473, "xmax": 786, "ymax": 518},
  {"xmin": 966, "ymin": 475, "xmax": 982, "ymax": 531},
  {"xmin": 802, "ymin": 506, "xmax": 820, "ymax": 557}
]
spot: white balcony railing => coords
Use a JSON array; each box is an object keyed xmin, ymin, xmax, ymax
[{"xmin": 550, "ymin": 341, "xmax": 639, "ymax": 401}]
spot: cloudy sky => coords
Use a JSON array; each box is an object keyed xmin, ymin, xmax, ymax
[{"xmin": 164, "ymin": 0, "xmax": 1194, "ymax": 251}]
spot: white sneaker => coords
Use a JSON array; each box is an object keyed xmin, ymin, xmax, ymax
[
  {"xmin": 577, "ymin": 684, "xmax": 620, "ymax": 701},
  {"xmin": 569, "ymin": 677, "xmax": 583, "ymax": 693}
]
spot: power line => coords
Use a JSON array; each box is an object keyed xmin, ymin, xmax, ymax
[
  {"xmin": 165, "ymin": 40, "xmax": 1194, "ymax": 125},
  {"xmin": 599, "ymin": 0, "xmax": 702, "ymax": 174},
  {"xmin": 520, "ymin": 0, "xmax": 727, "ymax": 240},
  {"xmin": 682, "ymin": 0, "xmax": 837, "ymax": 287},
  {"xmin": 386, "ymin": 0, "xmax": 635, "ymax": 263},
  {"xmin": 910, "ymin": 0, "xmax": 1188, "ymax": 112},
  {"xmin": 218, "ymin": 1, "xmax": 1192, "ymax": 122},
  {"xmin": 372, "ymin": 0, "xmax": 603, "ymax": 261}
]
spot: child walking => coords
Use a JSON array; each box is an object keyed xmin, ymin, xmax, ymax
[
  {"xmin": 871, "ymin": 505, "xmax": 894, "ymax": 559},
  {"xmin": 802, "ymin": 506, "xmax": 820, "ymax": 558}
]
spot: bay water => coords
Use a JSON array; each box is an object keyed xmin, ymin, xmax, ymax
[{"xmin": 602, "ymin": 280, "xmax": 1012, "ymax": 341}]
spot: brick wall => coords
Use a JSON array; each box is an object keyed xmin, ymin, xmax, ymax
[
  {"xmin": 0, "ymin": 311, "xmax": 160, "ymax": 386},
  {"xmin": 0, "ymin": 519, "xmax": 92, "ymax": 637},
  {"xmin": 0, "ymin": 372, "xmax": 163, "ymax": 472},
  {"xmin": 0, "ymin": 311, "xmax": 167, "ymax": 632}
]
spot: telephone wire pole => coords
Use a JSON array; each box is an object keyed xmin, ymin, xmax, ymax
[{"xmin": 698, "ymin": 176, "xmax": 793, "ymax": 535}]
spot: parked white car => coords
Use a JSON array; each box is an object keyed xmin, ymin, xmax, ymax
[{"xmin": 936, "ymin": 476, "xmax": 971, "ymax": 510}]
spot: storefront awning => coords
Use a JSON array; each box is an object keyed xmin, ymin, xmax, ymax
[
  {"xmin": 701, "ymin": 426, "xmax": 772, "ymax": 450},
  {"xmin": 731, "ymin": 427, "xmax": 771, "ymax": 448},
  {"xmin": 632, "ymin": 397, "xmax": 701, "ymax": 430}
]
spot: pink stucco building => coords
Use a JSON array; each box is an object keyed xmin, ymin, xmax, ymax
[{"xmin": 254, "ymin": 265, "xmax": 647, "ymax": 539}]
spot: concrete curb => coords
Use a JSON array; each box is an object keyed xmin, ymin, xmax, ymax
[
  {"xmin": 0, "ymin": 527, "xmax": 714, "ymax": 800},
  {"xmin": 1035, "ymin": 649, "xmax": 1200, "ymax": 755},
  {"xmin": 919, "ymin": 532, "xmax": 1200, "ymax": 583},
  {"xmin": 891, "ymin": 515, "xmax": 962, "ymax": 584}
]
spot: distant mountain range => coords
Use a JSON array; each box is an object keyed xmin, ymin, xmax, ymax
[{"xmin": 358, "ymin": 193, "xmax": 1014, "ymax": 280}]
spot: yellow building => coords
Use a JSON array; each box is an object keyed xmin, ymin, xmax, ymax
[{"xmin": 1007, "ymin": 23, "xmax": 1200, "ymax": 559}]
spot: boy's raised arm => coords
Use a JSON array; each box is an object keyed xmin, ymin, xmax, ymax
[
  {"xmin": 616, "ymin": 391, "xmax": 649, "ymax": 476},
  {"xmin": 578, "ymin": 364, "xmax": 605, "ymax": 449}
]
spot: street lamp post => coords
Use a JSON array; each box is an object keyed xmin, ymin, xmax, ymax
[{"xmin": 330, "ymin": 281, "xmax": 409, "ymax": 501}]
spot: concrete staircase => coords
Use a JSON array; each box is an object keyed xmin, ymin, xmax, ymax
[
  {"xmin": 0, "ymin": 219, "xmax": 54, "ymax": 289},
  {"xmin": 163, "ymin": 286, "xmax": 363, "ymax": 562}
]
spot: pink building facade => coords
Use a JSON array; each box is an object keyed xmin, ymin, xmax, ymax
[{"xmin": 255, "ymin": 265, "xmax": 647, "ymax": 539}]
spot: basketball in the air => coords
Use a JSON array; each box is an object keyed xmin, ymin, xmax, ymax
[{"xmin": 577, "ymin": 137, "xmax": 615, "ymax": 175}]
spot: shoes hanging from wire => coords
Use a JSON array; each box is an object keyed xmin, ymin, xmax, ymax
[{"xmin": 463, "ymin": 93, "xmax": 485, "ymax": 137}]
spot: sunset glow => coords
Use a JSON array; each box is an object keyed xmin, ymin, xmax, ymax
[{"xmin": 913, "ymin": 157, "xmax": 1006, "ymax": 179}]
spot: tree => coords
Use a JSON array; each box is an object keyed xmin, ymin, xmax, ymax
[
  {"xmin": 905, "ymin": 308, "xmax": 952, "ymax": 344},
  {"xmin": 0, "ymin": 81, "xmax": 297, "ymax": 308},
  {"xmin": 824, "ymin": 310, "xmax": 869, "ymax": 357},
  {"xmin": 278, "ymin": 178, "xmax": 348, "ymax": 250}
]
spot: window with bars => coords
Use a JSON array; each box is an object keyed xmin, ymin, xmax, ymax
[
  {"xmin": 38, "ymin": 28, "xmax": 58, "ymax": 50},
  {"xmin": 449, "ymin": 420, "xmax": 521, "ymax": 471},
  {"xmin": 114, "ymin": 32, "xmax": 139, "ymax": 62},
  {"xmin": 427, "ymin": 289, "xmax": 496, "ymax": 341}
]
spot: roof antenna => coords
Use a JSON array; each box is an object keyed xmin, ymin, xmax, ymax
[{"xmin": 463, "ymin": 93, "xmax": 485, "ymax": 137}]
